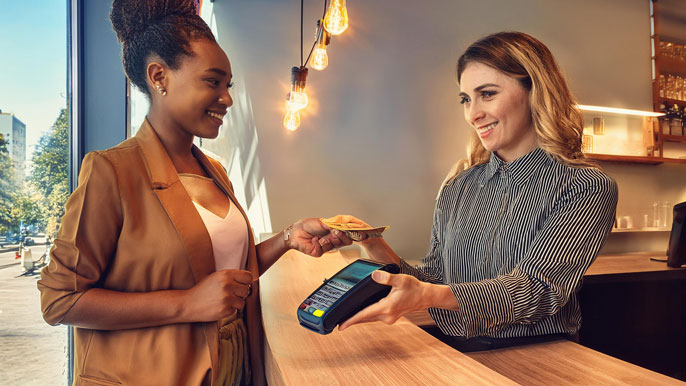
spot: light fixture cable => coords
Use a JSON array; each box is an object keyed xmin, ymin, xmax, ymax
[
  {"xmin": 286, "ymin": 0, "xmax": 343, "ymax": 132},
  {"xmin": 304, "ymin": 0, "xmax": 329, "ymax": 66}
]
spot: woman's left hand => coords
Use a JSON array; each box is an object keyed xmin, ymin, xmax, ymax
[
  {"xmin": 286, "ymin": 218, "xmax": 353, "ymax": 257},
  {"xmin": 338, "ymin": 271, "xmax": 438, "ymax": 331}
]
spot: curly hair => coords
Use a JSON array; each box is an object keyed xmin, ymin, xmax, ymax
[
  {"xmin": 110, "ymin": 0, "xmax": 216, "ymax": 97},
  {"xmin": 445, "ymin": 31, "xmax": 595, "ymax": 183}
]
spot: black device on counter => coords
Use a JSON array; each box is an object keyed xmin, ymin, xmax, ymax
[
  {"xmin": 667, "ymin": 201, "xmax": 686, "ymax": 268},
  {"xmin": 297, "ymin": 259, "xmax": 400, "ymax": 335}
]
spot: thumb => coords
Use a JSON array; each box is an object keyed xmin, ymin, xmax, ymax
[{"xmin": 371, "ymin": 270, "xmax": 392, "ymax": 285}]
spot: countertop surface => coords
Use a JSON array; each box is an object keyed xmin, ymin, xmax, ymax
[
  {"xmin": 584, "ymin": 252, "xmax": 686, "ymax": 283},
  {"xmin": 259, "ymin": 249, "xmax": 517, "ymax": 385},
  {"xmin": 260, "ymin": 249, "xmax": 684, "ymax": 385}
]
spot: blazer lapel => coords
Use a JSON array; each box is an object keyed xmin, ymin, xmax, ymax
[
  {"xmin": 135, "ymin": 119, "xmax": 215, "ymax": 282},
  {"xmin": 134, "ymin": 119, "xmax": 220, "ymax": 374}
]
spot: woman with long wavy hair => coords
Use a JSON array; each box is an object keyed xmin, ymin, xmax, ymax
[{"xmin": 336, "ymin": 32, "xmax": 618, "ymax": 352}]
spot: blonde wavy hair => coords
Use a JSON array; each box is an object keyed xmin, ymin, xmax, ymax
[{"xmin": 443, "ymin": 31, "xmax": 595, "ymax": 185}]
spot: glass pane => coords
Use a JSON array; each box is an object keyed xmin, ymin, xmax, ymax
[{"xmin": 0, "ymin": 1, "xmax": 70, "ymax": 385}]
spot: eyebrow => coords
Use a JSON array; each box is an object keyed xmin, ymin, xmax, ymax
[
  {"xmin": 459, "ymin": 83, "xmax": 500, "ymax": 97},
  {"xmin": 205, "ymin": 68, "xmax": 231, "ymax": 78}
]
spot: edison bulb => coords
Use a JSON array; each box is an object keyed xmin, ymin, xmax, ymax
[
  {"xmin": 310, "ymin": 47, "xmax": 329, "ymax": 71},
  {"xmin": 323, "ymin": 0, "xmax": 348, "ymax": 35},
  {"xmin": 283, "ymin": 110, "xmax": 300, "ymax": 131},
  {"xmin": 286, "ymin": 90, "xmax": 308, "ymax": 111}
]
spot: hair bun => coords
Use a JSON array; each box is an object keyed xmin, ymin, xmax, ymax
[{"xmin": 110, "ymin": 0, "xmax": 198, "ymax": 44}]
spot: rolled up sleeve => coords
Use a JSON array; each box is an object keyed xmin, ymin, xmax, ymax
[{"xmin": 38, "ymin": 152, "xmax": 123, "ymax": 325}]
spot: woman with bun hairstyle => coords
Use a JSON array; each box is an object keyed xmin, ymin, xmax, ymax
[
  {"xmin": 38, "ymin": 1, "xmax": 351, "ymax": 385},
  {"xmin": 337, "ymin": 32, "xmax": 618, "ymax": 351}
]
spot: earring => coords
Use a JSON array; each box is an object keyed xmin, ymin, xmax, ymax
[{"xmin": 155, "ymin": 84, "xmax": 167, "ymax": 96}]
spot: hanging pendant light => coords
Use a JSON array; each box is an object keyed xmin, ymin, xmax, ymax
[
  {"xmin": 283, "ymin": 66, "xmax": 309, "ymax": 131},
  {"xmin": 310, "ymin": 20, "xmax": 331, "ymax": 71},
  {"xmin": 323, "ymin": 0, "xmax": 349, "ymax": 35}
]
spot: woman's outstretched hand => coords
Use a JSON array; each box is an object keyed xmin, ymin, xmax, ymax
[{"xmin": 286, "ymin": 218, "xmax": 354, "ymax": 257}]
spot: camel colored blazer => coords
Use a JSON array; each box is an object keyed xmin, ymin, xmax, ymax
[{"xmin": 38, "ymin": 120, "xmax": 265, "ymax": 386}]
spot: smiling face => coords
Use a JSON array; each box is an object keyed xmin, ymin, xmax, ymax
[
  {"xmin": 459, "ymin": 62, "xmax": 537, "ymax": 162},
  {"xmin": 159, "ymin": 39, "xmax": 234, "ymax": 140}
]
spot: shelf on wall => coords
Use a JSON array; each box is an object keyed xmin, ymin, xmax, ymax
[
  {"xmin": 611, "ymin": 227, "xmax": 671, "ymax": 233},
  {"xmin": 663, "ymin": 134, "xmax": 686, "ymax": 143},
  {"xmin": 656, "ymin": 96, "xmax": 686, "ymax": 108},
  {"xmin": 656, "ymin": 54, "xmax": 686, "ymax": 76},
  {"xmin": 585, "ymin": 153, "xmax": 662, "ymax": 164},
  {"xmin": 584, "ymin": 153, "xmax": 686, "ymax": 165}
]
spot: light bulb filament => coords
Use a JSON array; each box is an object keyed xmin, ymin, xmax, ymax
[
  {"xmin": 324, "ymin": 0, "xmax": 348, "ymax": 35},
  {"xmin": 283, "ymin": 110, "xmax": 300, "ymax": 131}
]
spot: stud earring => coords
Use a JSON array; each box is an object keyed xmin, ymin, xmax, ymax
[{"xmin": 155, "ymin": 84, "xmax": 167, "ymax": 96}]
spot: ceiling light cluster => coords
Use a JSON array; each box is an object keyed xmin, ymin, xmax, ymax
[{"xmin": 283, "ymin": 0, "xmax": 349, "ymax": 132}]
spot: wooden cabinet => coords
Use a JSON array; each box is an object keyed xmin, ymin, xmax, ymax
[
  {"xmin": 580, "ymin": 1, "xmax": 686, "ymax": 165},
  {"xmin": 649, "ymin": 0, "xmax": 686, "ymax": 161}
]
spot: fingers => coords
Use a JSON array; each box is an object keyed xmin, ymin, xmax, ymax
[
  {"xmin": 330, "ymin": 229, "xmax": 353, "ymax": 246},
  {"xmin": 338, "ymin": 302, "xmax": 389, "ymax": 331},
  {"xmin": 317, "ymin": 237, "xmax": 334, "ymax": 254},
  {"xmin": 231, "ymin": 270, "xmax": 253, "ymax": 285},
  {"xmin": 310, "ymin": 236, "xmax": 324, "ymax": 256},
  {"xmin": 233, "ymin": 282, "xmax": 251, "ymax": 299},
  {"xmin": 347, "ymin": 230, "xmax": 368, "ymax": 242},
  {"xmin": 316, "ymin": 229, "xmax": 353, "ymax": 253},
  {"xmin": 371, "ymin": 270, "xmax": 392, "ymax": 285}
]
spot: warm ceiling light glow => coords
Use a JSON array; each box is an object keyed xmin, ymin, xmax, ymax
[
  {"xmin": 310, "ymin": 47, "xmax": 329, "ymax": 71},
  {"xmin": 283, "ymin": 110, "xmax": 301, "ymax": 131},
  {"xmin": 577, "ymin": 105, "xmax": 665, "ymax": 117},
  {"xmin": 287, "ymin": 90, "xmax": 308, "ymax": 111},
  {"xmin": 323, "ymin": 0, "xmax": 349, "ymax": 35}
]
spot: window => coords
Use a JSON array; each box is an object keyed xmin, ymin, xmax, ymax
[{"xmin": 0, "ymin": 1, "xmax": 70, "ymax": 385}]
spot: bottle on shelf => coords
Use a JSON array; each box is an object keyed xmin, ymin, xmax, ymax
[
  {"xmin": 669, "ymin": 104, "xmax": 683, "ymax": 136},
  {"xmin": 659, "ymin": 74, "xmax": 665, "ymax": 98},
  {"xmin": 660, "ymin": 104, "xmax": 671, "ymax": 135}
]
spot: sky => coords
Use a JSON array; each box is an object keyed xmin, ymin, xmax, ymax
[{"xmin": 0, "ymin": 0, "xmax": 67, "ymax": 162}]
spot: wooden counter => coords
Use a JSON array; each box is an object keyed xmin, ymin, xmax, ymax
[
  {"xmin": 578, "ymin": 252, "xmax": 686, "ymax": 381},
  {"xmin": 466, "ymin": 340, "xmax": 684, "ymax": 385},
  {"xmin": 259, "ymin": 249, "xmax": 517, "ymax": 385},
  {"xmin": 584, "ymin": 252, "xmax": 686, "ymax": 283},
  {"xmin": 260, "ymin": 250, "xmax": 684, "ymax": 385}
]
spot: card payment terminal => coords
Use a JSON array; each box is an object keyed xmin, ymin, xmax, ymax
[{"xmin": 297, "ymin": 259, "xmax": 400, "ymax": 334}]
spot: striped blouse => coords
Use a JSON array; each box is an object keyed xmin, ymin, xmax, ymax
[{"xmin": 400, "ymin": 147, "xmax": 618, "ymax": 339}]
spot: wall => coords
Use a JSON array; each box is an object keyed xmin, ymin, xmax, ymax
[{"xmin": 208, "ymin": 0, "xmax": 686, "ymax": 259}]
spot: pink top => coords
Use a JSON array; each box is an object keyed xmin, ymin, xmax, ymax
[
  {"xmin": 192, "ymin": 202, "xmax": 249, "ymax": 270},
  {"xmin": 179, "ymin": 174, "xmax": 249, "ymax": 271}
]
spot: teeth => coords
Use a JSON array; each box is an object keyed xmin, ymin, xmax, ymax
[
  {"xmin": 207, "ymin": 111, "xmax": 224, "ymax": 120},
  {"xmin": 477, "ymin": 122, "xmax": 497, "ymax": 133}
]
